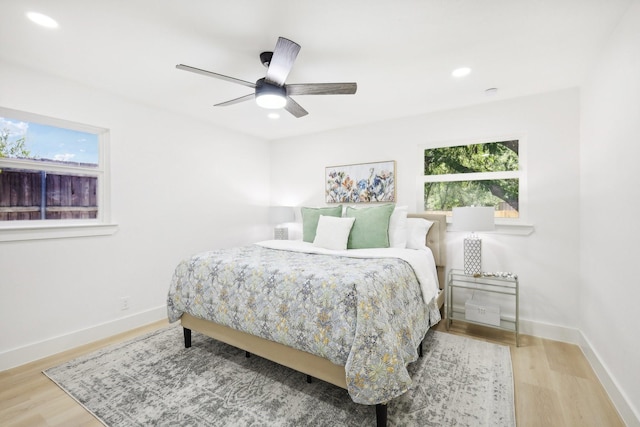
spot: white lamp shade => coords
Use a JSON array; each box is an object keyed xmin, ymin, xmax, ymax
[
  {"xmin": 269, "ymin": 206, "xmax": 294, "ymax": 224},
  {"xmin": 452, "ymin": 206, "xmax": 495, "ymax": 232}
]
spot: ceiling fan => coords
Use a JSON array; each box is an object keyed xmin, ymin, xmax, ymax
[{"xmin": 176, "ymin": 37, "xmax": 357, "ymax": 118}]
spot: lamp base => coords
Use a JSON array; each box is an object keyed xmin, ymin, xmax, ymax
[
  {"xmin": 274, "ymin": 226, "xmax": 288, "ymax": 240},
  {"xmin": 463, "ymin": 237, "xmax": 482, "ymax": 275}
]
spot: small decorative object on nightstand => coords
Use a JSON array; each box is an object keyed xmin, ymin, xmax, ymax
[
  {"xmin": 269, "ymin": 206, "xmax": 294, "ymax": 240},
  {"xmin": 452, "ymin": 206, "xmax": 495, "ymax": 275},
  {"xmin": 274, "ymin": 227, "xmax": 288, "ymax": 240},
  {"xmin": 446, "ymin": 269, "xmax": 519, "ymax": 346}
]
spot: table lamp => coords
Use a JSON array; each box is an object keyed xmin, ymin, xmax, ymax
[
  {"xmin": 269, "ymin": 206, "xmax": 294, "ymax": 240},
  {"xmin": 453, "ymin": 206, "xmax": 495, "ymax": 275}
]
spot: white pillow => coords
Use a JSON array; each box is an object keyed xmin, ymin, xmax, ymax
[
  {"xmin": 406, "ymin": 217, "xmax": 434, "ymax": 250},
  {"xmin": 313, "ymin": 215, "xmax": 356, "ymax": 250},
  {"xmin": 388, "ymin": 206, "xmax": 408, "ymax": 248}
]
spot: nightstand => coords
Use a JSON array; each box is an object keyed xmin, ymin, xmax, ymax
[{"xmin": 446, "ymin": 269, "xmax": 519, "ymax": 346}]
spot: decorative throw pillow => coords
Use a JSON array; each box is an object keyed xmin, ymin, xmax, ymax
[
  {"xmin": 313, "ymin": 215, "xmax": 356, "ymax": 250},
  {"xmin": 406, "ymin": 217, "xmax": 434, "ymax": 250},
  {"xmin": 388, "ymin": 205, "xmax": 408, "ymax": 248},
  {"xmin": 301, "ymin": 205, "xmax": 343, "ymax": 243},
  {"xmin": 345, "ymin": 204, "xmax": 395, "ymax": 249}
]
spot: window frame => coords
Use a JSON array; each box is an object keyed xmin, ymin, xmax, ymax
[
  {"xmin": 417, "ymin": 135, "xmax": 532, "ymax": 235},
  {"xmin": 0, "ymin": 107, "xmax": 117, "ymax": 241}
]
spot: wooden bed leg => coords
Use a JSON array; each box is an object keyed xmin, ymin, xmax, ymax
[
  {"xmin": 245, "ymin": 351, "xmax": 251, "ymax": 358},
  {"xmin": 375, "ymin": 404, "xmax": 388, "ymax": 427},
  {"xmin": 183, "ymin": 328, "xmax": 192, "ymax": 348},
  {"xmin": 306, "ymin": 375, "xmax": 313, "ymax": 383}
]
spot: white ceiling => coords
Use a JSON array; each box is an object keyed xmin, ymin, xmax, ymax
[{"xmin": 0, "ymin": 0, "xmax": 632, "ymax": 140}]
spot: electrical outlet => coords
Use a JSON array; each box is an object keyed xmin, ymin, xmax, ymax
[{"xmin": 119, "ymin": 296, "xmax": 130, "ymax": 311}]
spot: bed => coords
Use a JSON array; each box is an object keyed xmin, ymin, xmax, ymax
[{"xmin": 167, "ymin": 211, "xmax": 446, "ymax": 426}]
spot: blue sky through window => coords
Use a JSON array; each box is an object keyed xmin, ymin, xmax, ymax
[{"xmin": 1, "ymin": 117, "xmax": 99, "ymax": 165}]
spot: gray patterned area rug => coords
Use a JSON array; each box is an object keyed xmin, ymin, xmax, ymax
[{"xmin": 44, "ymin": 324, "xmax": 515, "ymax": 427}]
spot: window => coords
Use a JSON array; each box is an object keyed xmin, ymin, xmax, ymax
[
  {"xmin": 419, "ymin": 139, "xmax": 523, "ymax": 219},
  {"xmin": 0, "ymin": 107, "xmax": 115, "ymax": 240}
]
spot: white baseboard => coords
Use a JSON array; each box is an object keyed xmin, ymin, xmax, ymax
[
  {"xmin": 519, "ymin": 318, "xmax": 582, "ymax": 344},
  {"xmin": 0, "ymin": 305, "xmax": 167, "ymax": 372},
  {"xmin": 449, "ymin": 304, "xmax": 582, "ymax": 343},
  {"xmin": 578, "ymin": 332, "xmax": 640, "ymax": 427}
]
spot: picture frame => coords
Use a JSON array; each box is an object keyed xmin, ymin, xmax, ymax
[{"xmin": 325, "ymin": 160, "xmax": 396, "ymax": 203}]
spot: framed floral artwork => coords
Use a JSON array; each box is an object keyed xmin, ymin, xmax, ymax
[{"xmin": 325, "ymin": 160, "xmax": 396, "ymax": 203}]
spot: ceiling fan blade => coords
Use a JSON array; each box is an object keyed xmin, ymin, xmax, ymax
[
  {"xmin": 265, "ymin": 37, "xmax": 301, "ymax": 86},
  {"xmin": 214, "ymin": 93, "xmax": 255, "ymax": 107},
  {"xmin": 284, "ymin": 96, "xmax": 308, "ymax": 118},
  {"xmin": 286, "ymin": 82, "xmax": 357, "ymax": 96},
  {"xmin": 176, "ymin": 64, "xmax": 256, "ymax": 89}
]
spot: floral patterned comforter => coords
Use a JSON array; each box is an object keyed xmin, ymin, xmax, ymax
[{"xmin": 167, "ymin": 243, "xmax": 441, "ymax": 405}]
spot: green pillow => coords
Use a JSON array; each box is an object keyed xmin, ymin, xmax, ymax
[
  {"xmin": 346, "ymin": 204, "xmax": 395, "ymax": 249},
  {"xmin": 301, "ymin": 205, "xmax": 343, "ymax": 242}
]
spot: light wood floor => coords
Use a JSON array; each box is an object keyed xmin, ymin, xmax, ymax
[{"xmin": 0, "ymin": 319, "xmax": 625, "ymax": 427}]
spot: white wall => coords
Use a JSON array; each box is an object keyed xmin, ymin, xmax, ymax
[
  {"xmin": 0, "ymin": 61, "xmax": 272, "ymax": 370},
  {"xmin": 580, "ymin": 1, "xmax": 640, "ymax": 424},
  {"xmin": 270, "ymin": 88, "xmax": 581, "ymax": 340}
]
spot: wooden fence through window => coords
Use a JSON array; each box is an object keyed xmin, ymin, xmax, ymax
[{"xmin": 0, "ymin": 169, "xmax": 98, "ymax": 221}]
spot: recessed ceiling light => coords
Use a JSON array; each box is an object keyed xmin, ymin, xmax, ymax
[
  {"xmin": 452, "ymin": 67, "xmax": 471, "ymax": 78},
  {"xmin": 26, "ymin": 12, "xmax": 59, "ymax": 29},
  {"xmin": 485, "ymin": 88, "xmax": 498, "ymax": 96},
  {"xmin": 267, "ymin": 113, "xmax": 280, "ymax": 120}
]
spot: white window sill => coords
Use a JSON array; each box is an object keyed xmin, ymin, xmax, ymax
[
  {"xmin": 493, "ymin": 222, "xmax": 534, "ymax": 236},
  {"xmin": 0, "ymin": 222, "xmax": 119, "ymax": 242},
  {"xmin": 446, "ymin": 221, "xmax": 534, "ymax": 236}
]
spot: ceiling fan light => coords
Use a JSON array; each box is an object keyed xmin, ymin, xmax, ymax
[
  {"xmin": 255, "ymin": 81, "xmax": 287, "ymax": 109},
  {"xmin": 256, "ymin": 93, "xmax": 287, "ymax": 109}
]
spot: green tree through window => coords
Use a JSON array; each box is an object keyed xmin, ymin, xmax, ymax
[
  {"xmin": 423, "ymin": 140, "xmax": 520, "ymax": 217},
  {"xmin": 0, "ymin": 128, "xmax": 31, "ymax": 159}
]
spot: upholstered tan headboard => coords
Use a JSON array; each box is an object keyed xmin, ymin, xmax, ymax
[{"xmin": 408, "ymin": 213, "xmax": 447, "ymax": 289}]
